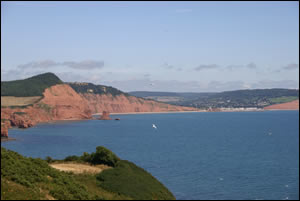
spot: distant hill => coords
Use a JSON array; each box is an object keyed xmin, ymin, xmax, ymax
[
  {"xmin": 1, "ymin": 73, "xmax": 129, "ymax": 98},
  {"xmin": 129, "ymin": 91, "xmax": 215, "ymax": 103},
  {"xmin": 1, "ymin": 73, "xmax": 63, "ymax": 97},
  {"xmin": 129, "ymin": 89, "xmax": 299, "ymax": 108},
  {"xmin": 67, "ymin": 82, "xmax": 129, "ymax": 96}
]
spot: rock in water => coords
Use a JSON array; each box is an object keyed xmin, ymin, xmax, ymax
[{"xmin": 99, "ymin": 111, "xmax": 112, "ymax": 120}]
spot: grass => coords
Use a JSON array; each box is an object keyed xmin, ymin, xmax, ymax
[
  {"xmin": 73, "ymin": 174, "xmax": 132, "ymax": 200},
  {"xmin": 1, "ymin": 148, "xmax": 93, "ymax": 200},
  {"xmin": 1, "ymin": 178, "xmax": 45, "ymax": 200},
  {"xmin": 268, "ymin": 96, "xmax": 298, "ymax": 104},
  {"xmin": 49, "ymin": 162, "xmax": 110, "ymax": 174},
  {"xmin": 13, "ymin": 112, "xmax": 27, "ymax": 116},
  {"xmin": 1, "ymin": 96, "xmax": 42, "ymax": 107},
  {"xmin": 36, "ymin": 103, "xmax": 52, "ymax": 114},
  {"xmin": 97, "ymin": 160, "xmax": 175, "ymax": 200},
  {"xmin": 1, "ymin": 119, "xmax": 10, "ymax": 123}
]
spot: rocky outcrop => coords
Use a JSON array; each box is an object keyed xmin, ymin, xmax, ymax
[
  {"xmin": 1, "ymin": 123, "xmax": 8, "ymax": 138},
  {"xmin": 9, "ymin": 113, "xmax": 36, "ymax": 128},
  {"xmin": 98, "ymin": 111, "xmax": 112, "ymax": 120},
  {"xmin": 264, "ymin": 100, "xmax": 299, "ymax": 110}
]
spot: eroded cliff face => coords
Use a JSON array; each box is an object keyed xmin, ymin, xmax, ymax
[
  {"xmin": 1, "ymin": 122, "xmax": 9, "ymax": 138},
  {"xmin": 81, "ymin": 93, "xmax": 196, "ymax": 114},
  {"xmin": 41, "ymin": 84, "xmax": 92, "ymax": 120},
  {"xmin": 1, "ymin": 107, "xmax": 49, "ymax": 129},
  {"xmin": 1, "ymin": 84, "xmax": 93, "ymax": 132}
]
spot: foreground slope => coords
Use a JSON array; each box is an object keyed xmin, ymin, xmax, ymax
[{"xmin": 1, "ymin": 147, "xmax": 175, "ymax": 200}]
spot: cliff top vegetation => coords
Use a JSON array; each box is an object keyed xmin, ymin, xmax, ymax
[{"xmin": 1, "ymin": 73, "xmax": 63, "ymax": 97}]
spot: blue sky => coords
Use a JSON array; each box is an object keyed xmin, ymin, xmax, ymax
[{"xmin": 1, "ymin": 1, "xmax": 299, "ymax": 92}]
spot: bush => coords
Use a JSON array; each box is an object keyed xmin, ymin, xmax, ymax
[
  {"xmin": 81, "ymin": 152, "xmax": 92, "ymax": 162},
  {"xmin": 68, "ymin": 82, "xmax": 129, "ymax": 97},
  {"xmin": 64, "ymin": 155, "xmax": 81, "ymax": 162},
  {"xmin": 90, "ymin": 146, "xmax": 120, "ymax": 167},
  {"xmin": 45, "ymin": 156, "xmax": 54, "ymax": 163},
  {"xmin": 61, "ymin": 147, "xmax": 120, "ymax": 167},
  {"xmin": 13, "ymin": 112, "xmax": 27, "ymax": 116}
]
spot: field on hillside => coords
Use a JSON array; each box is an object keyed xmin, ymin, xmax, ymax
[{"xmin": 1, "ymin": 96, "xmax": 42, "ymax": 107}]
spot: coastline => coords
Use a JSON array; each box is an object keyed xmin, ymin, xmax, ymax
[
  {"xmin": 94, "ymin": 110, "xmax": 206, "ymax": 115},
  {"xmin": 263, "ymin": 109, "xmax": 299, "ymax": 111},
  {"xmin": 94, "ymin": 109, "xmax": 267, "ymax": 115}
]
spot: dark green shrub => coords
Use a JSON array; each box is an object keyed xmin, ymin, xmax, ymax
[
  {"xmin": 64, "ymin": 155, "xmax": 81, "ymax": 162},
  {"xmin": 13, "ymin": 112, "xmax": 27, "ymax": 116},
  {"xmin": 81, "ymin": 152, "xmax": 92, "ymax": 162},
  {"xmin": 68, "ymin": 82, "xmax": 130, "ymax": 97},
  {"xmin": 90, "ymin": 146, "xmax": 120, "ymax": 167},
  {"xmin": 45, "ymin": 156, "xmax": 54, "ymax": 163},
  {"xmin": 1, "ymin": 72, "xmax": 63, "ymax": 97}
]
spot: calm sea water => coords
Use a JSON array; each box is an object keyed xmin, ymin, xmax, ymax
[{"xmin": 2, "ymin": 111, "xmax": 299, "ymax": 200}]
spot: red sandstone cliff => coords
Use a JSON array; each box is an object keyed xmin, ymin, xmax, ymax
[
  {"xmin": 81, "ymin": 93, "xmax": 196, "ymax": 114},
  {"xmin": 264, "ymin": 100, "xmax": 299, "ymax": 110},
  {"xmin": 1, "ymin": 84, "xmax": 197, "ymax": 135},
  {"xmin": 1, "ymin": 84, "xmax": 92, "ymax": 130},
  {"xmin": 1, "ymin": 122, "xmax": 9, "ymax": 138},
  {"xmin": 41, "ymin": 84, "xmax": 92, "ymax": 120}
]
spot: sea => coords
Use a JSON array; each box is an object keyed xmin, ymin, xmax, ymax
[{"xmin": 2, "ymin": 111, "xmax": 299, "ymax": 200}]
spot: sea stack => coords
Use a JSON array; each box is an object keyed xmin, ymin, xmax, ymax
[{"xmin": 99, "ymin": 111, "xmax": 112, "ymax": 120}]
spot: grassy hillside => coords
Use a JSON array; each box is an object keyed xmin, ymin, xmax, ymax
[
  {"xmin": 97, "ymin": 160, "xmax": 175, "ymax": 200},
  {"xmin": 1, "ymin": 146, "xmax": 175, "ymax": 200},
  {"xmin": 68, "ymin": 82, "xmax": 129, "ymax": 96},
  {"xmin": 1, "ymin": 73, "xmax": 63, "ymax": 97},
  {"xmin": 130, "ymin": 89, "xmax": 299, "ymax": 108}
]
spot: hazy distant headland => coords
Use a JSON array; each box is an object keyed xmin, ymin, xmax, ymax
[{"xmin": 130, "ymin": 89, "xmax": 299, "ymax": 110}]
